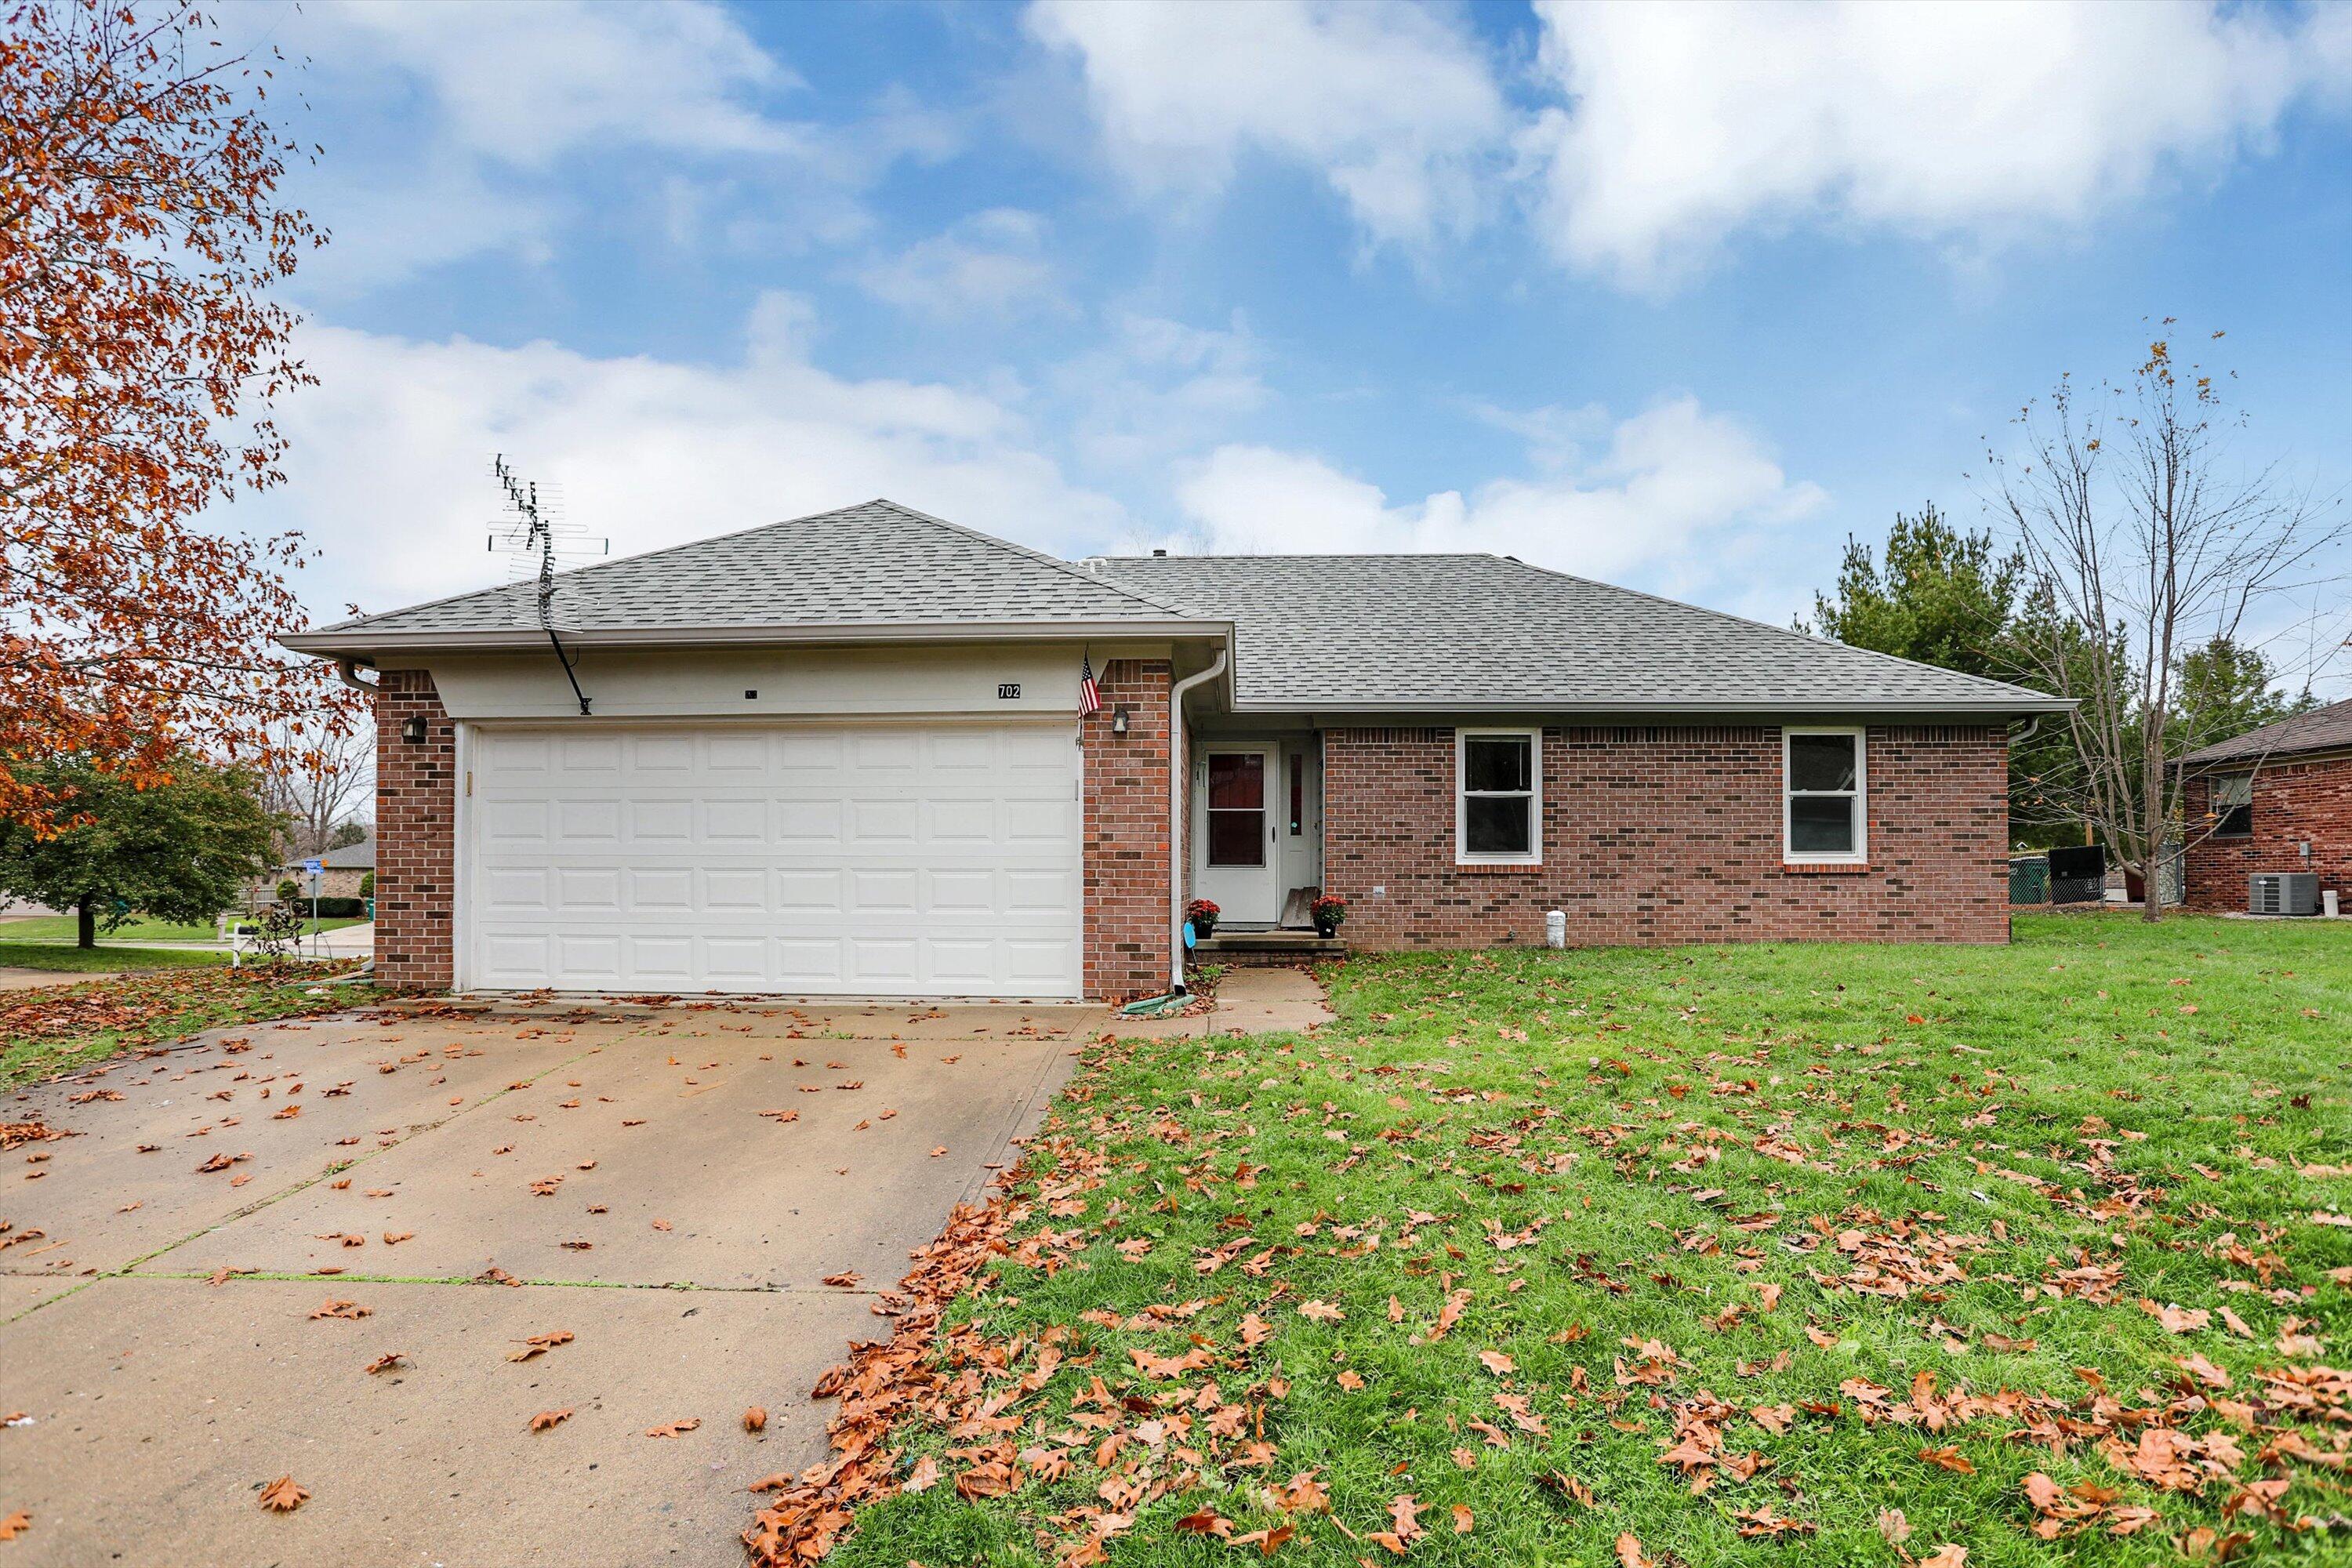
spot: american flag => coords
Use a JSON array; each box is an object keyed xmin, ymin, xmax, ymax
[{"xmin": 1078, "ymin": 655, "xmax": 1102, "ymax": 717}]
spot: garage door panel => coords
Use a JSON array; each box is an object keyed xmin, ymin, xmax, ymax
[
  {"xmin": 1004, "ymin": 799, "xmax": 1074, "ymax": 844},
  {"xmin": 703, "ymin": 798, "xmax": 768, "ymax": 843},
  {"xmin": 555, "ymin": 933, "xmax": 622, "ymax": 978},
  {"xmin": 1004, "ymin": 938, "xmax": 1079, "ymax": 984},
  {"xmin": 481, "ymin": 866, "xmax": 552, "ymax": 914},
  {"xmin": 624, "ymin": 866, "xmax": 695, "ymax": 911},
  {"xmin": 851, "ymin": 731, "xmax": 921, "ymax": 771},
  {"xmin": 555, "ymin": 868, "xmax": 622, "ymax": 912},
  {"xmin": 625, "ymin": 935, "xmax": 693, "ymax": 985},
  {"xmin": 703, "ymin": 731, "xmax": 768, "ymax": 771},
  {"xmin": 775, "ymin": 937, "xmax": 844, "ymax": 985},
  {"xmin": 928, "ymin": 798, "xmax": 996, "ymax": 844},
  {"xmin": 481, "ymin": 799, "xmax": 550, "ymax": 847},
  {"xmin": 632, "ymin": 733, "xmax": 695, "ymax": 771},
  {"xmin": 705, "ymin": 868, "xmax": 769, "ymax": 913},
  {"xmin": 775, "ymin": 868, "xmax": 844, "ymax": 914},
  {"xmin": 927, "ymin": 938, "xmax": 996, "ymax": 985},
  {"xmin": 849, "ymin": 868, "xmax": 920, "ymax": 916},
  {"xmin": 929, "ymin": 869, "xmax": 996, "ymax": 916},
  {"xmin": 626, "ymin": 800, "xmax": 691, "ymax": 842},
  {"xmin": 554, "ymin": 799, "xmax": 622, "ymax": 844},
  {"xmin": 775, "ymin": 799, "xmax": 844, "ymax": 844},
  {"xmin": 848, "ymin": 938, "xmax": 917, "ymax": 984},
  {"xmin": 467, "ymin": 721, "xmax": 1082, "ymax": 997},
  {"xmin": 849, "ymin": 798, "xmax": 919, "ymax": 844},
  {"xmin": 561, "ymin": 736, "xmax": 623, "ymax": 772},
  {"xmin": 703, "ymin": 938, "xmax": 770, "ymax": 985}
]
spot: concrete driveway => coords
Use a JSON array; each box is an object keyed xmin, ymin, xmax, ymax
[{"xmin": 0, "ymin": 994, "xmax": 1095, "ymax": 1566}]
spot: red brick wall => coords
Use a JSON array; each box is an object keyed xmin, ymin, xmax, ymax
[
  {"xmin": 1321, "ymin": 724, "xmax": 2009, "ymax": 949},
  {"xmin": 372, "ymin": 670, "xmax": 457, "ymax": 987},
  {"xmin": 1081, "ymin": 659, "xmax": 1174, "ymax": 1001},
  {"xmin": 2181, "ymin": 756, "xmax": 2352, "ymax": 911}
]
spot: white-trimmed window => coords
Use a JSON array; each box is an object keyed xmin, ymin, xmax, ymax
[
  {"xmin": 2211, "ymin": 773, "xmax": 2253, "ymax": 837},
  {"xmin": 1784, "ymin": 727, "xmax": 1866, "ymax": 863},
  {"xmin": 1457, "ymin": 728, "xmax": 1541, "ymax": 865}
]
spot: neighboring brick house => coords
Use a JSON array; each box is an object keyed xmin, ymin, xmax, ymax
[
  {"xmin": 252, "ymin": 833, "xmax": 376, "ymax": 904},
  {"xmin": 281, "ymin": 500, "xmax": 2063, "ymax": 1000},
  {"xmin": 2178, "ymin": 698, "xmax": 2352, "ymax": 913}
]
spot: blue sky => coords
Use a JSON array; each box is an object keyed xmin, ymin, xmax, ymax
[{"xmin": 227, "ymin": 1, "xmax": 2352, "ymax": 685}]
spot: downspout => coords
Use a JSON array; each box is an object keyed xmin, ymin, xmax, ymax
[
  {"xmin": 336, "ymin": 657, "xmax": 379, "ymax": 694},
  {"xmin": 1167, "ymin": 649, "xmax": 1229, "ymax": 996}
]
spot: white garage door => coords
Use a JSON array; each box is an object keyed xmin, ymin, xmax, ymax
[{"xmin": 463, "ymin": 722, "xmax": 1082, "ymax": 997}]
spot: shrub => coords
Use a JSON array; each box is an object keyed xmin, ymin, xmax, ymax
[
  {"xmin": 279, "ymin": 895, "xmax": 364, "ymax": 918},
  {"xmin": 358, "ymin": 871, "xmax": 373, "ymax": 898},
  {"xmin": 275, "ymin": 877, "xmax": 299, "ymax": 902}
]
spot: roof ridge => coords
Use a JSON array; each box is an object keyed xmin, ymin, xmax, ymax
[
  {"xmin": 310, "ymin": 498, "xmax": 911, "ymax": 634},
  {"xmin": 1491, "ymin": 554, "xmax": 2056, "ymax": 706},
  {"xmin": 869, "ymin": 500, "xmax": 1196, "ymax": 616},
  {"xmin": 313, "ymin": 499, "xmax": 1189, "ymax": 634}
]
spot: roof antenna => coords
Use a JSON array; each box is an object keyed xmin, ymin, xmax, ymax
[{"xmin": 488, "ymin": 455, "xmax": 604, "ymax": 716}]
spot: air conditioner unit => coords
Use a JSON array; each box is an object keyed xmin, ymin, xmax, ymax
[{"xmin": 2250, "ymin": 872, "xmax": 2319, "ymax": 916}]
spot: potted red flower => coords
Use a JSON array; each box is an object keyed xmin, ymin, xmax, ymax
[
  {"xmin": 1309, "ymin": 893, "xmax": 1347, "ymax": 938},
  {"xmin": 1185, "ymin": 897, "xmax": 1220, "ymax": 938}
]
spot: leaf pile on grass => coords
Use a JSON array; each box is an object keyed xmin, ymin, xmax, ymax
[
  {"xmin": 757, "ymin": 916, "xmax": 2352, "ymax": 1566},
  {"xmin": 0, "ymin": 963, "xmax": 365, "ymax": 1087}
]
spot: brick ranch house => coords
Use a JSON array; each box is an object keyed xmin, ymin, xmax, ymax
[
  {"xmin": 280, "ymin": 500, "xmax": 2067, "ymax": 1002},
  {"xmin": 2178, "ymin": 695, "xmax": 2352, "ymax": 913}
]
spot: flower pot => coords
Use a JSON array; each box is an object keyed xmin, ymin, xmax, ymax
[
  {"xmin": 1192, "ymin": 916, "xmax": 1216, "ymax": 938},
  {"xmin": 1313, "ymin": 920, "xmax": 1338, "ymax": 939}
]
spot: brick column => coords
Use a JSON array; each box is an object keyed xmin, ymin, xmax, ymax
[
  {"xmin": 373, "ymin": 670, "xmax": 456, "ymax": 988},
  {"xmin": 1081, "ymin": 659, "xmax": 1173, "ymax": 1002}
]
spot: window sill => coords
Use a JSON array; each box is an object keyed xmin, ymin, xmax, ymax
[
  {"xmin": 1454, "ymin": 859, "xmax": 1544, "ymax": 873},
  {"xmin": 1782, "ymin": 859, "xmax": 1873, "ymax": 874}
]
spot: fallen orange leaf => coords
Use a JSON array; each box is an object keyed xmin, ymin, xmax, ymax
[{"xmin": 257, "ymin": 1475, "xmax": 308, "ymax": 1512}]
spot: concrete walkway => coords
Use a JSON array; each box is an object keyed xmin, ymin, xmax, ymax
[
  {"xmin": 1113, "ymin": 965, "xmax": 1334, "ymax": 1038},
  {"xmin": 0, "ymin": 967, "xmax": 114, "ymax": 992},
  {"xmin": 0, "ymin": 996, "xmax": 1091, "ymax": 1565}
]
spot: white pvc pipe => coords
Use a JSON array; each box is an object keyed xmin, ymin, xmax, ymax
[{"xmin": 1167, "ymin": 649, "xmax": 1229, "ymax": 994}]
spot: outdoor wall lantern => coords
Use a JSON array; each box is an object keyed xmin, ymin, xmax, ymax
[
  {"xmin": 1111, "ymin": 705, "xmax": 1131, "ymax": 737},
  {"xmin": 401, "ymin": 716, "xmax": 427, "ymax": 744}
]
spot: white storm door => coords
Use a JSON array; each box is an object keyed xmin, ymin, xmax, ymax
[
  {"xmin": 463, "ymin": 721, "xmax": 1081, "ymax": 998},
  {"xmin": 1192, "ymin": 743, "xmax": 1280, "ymax": 924}
]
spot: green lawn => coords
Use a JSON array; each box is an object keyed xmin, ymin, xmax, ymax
[
  {"xmin": 0, "ymin": 941, "xmax": 227, "ymax": 973},
  {"xmin": 0, "ymin": 964, "xmax": 375, "ymax": 1087},
  {"xmin": 0, "ymin": 913, "xmax": 364, "ymax": 944},
  {"xmin": 804, "ymin": 913, "xmax": 2352, "ymax": 1568}
]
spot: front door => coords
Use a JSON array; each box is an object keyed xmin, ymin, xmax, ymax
[{"xmin": 1193, "ymin": 743, "xmax": 1281, "ymax": 924}]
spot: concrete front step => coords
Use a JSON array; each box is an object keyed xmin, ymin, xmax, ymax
[{"xmin": 1193, "ymin": 930, "xmax": 1348, "ymax": 965}]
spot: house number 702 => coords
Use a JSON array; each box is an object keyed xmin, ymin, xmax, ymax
[{"xmin": 997, "ymin": 683, "xmax": 1021, "ymax": 699}]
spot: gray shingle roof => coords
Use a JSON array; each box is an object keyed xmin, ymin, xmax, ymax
[
  {"xmin": 1091, "ymin": 553, "xmax": 2066, "ymax": 714},
  {"xmin": 2178, "ymin": 696, "xmax": 2352, "ymax": 766},
  {"xmin": 286, "ymin": 499, "xmax": 1197, "ymax": 646}
]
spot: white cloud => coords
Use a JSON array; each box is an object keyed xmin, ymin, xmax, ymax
[
  {"xmin": 1170, "ymin": 397, "xmax": 1825, "ymax": 587},
  {"xmin": 1522, "ymin": 0, "xmax": 2347, "ymax": 289},
  {"xmin": 1052, "ymin": 311, "xmax": 1270, "ymax": 471},
  {"xmin": 308, "ymin": 0, "xmax": 807, "ymax": 165},
  {"xmin": 1025, "ymin": 0, "xmax": 1508, "ymax": 247},
  {"xmin": 855, "ymin": 209, "xmax": 1068, "ymax": 320},
  {"xmin": 238, "ymin": 293, "xmax": 1126, "ymax": 621},
  {"xmin": 280, "ymin": 1, "xmax": 957, "ymax": 288}
]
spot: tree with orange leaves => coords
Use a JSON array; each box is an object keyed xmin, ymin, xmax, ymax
[{"xmin": 1, "ymin": 0, "xmax": 347, "ymax": 833}]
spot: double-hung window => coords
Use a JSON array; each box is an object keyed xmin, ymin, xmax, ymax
[
  {"xmin": 1457, "ymin": 729, "xmax": 1541, "ymax": 865},
  {"xmin": 1784, "ymin": 728, "xmax": 1866, "ymax": 863},
  {"xmin": 2211, "ymin": 773, "xmax": 2253, "ymax": 837}
]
